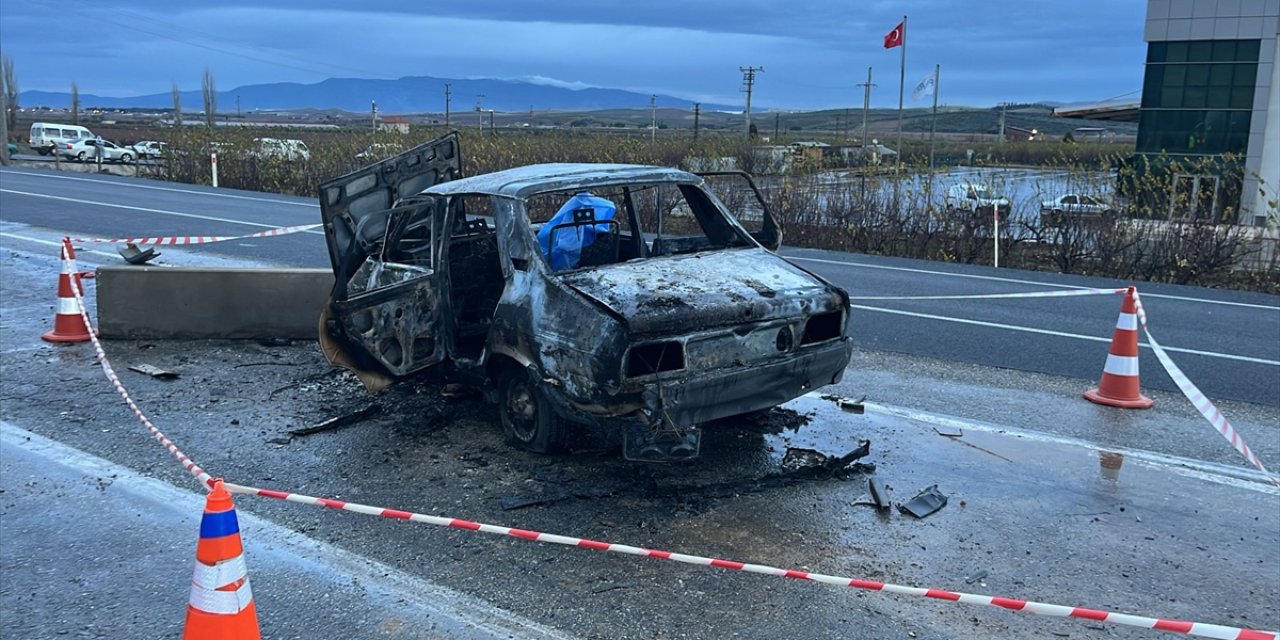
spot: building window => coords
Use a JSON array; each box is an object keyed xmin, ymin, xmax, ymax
[{"xmin": 1136, "ymin": 39, "xmax": 1259, "ymax": 157}]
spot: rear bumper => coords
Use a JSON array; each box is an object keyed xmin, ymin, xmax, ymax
[{"xmin": 636, "ymin": 338, "xmax": 852, "ymax": 427}]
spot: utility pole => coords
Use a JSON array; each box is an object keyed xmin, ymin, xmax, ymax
[
  {"xmin": 0, "ymin": 75, "xmax": 9, "ymax": 166},
  {"xmin": 998, "ymin": 102, "xmax": 1007, "ymax": 143},
  {"xmin": 476, "ymin": 94, "xmax": 485, "ymax": 130},
  {"xmin": 236, "ymin": 95, "xmax": 241, "ymax": 117},
  {"xmin": 444, "ymin": 83, "xmax": 451, "ymax": 128},
  {"xmin": 857, "ymin": 67, "xmax": 876, "ymax": 147},
  {"xmin": 650, "ymin": 94, "xmax": 657, "ymax": 142},
  {"xmin": 774, "ymin": 112, "xmax": 780, "ymax": 140},
  {"xmin": 739, "ymin": 65, "xmax": 763, "ymax": 141},
  {"xmin": 488, "ymin": 110, "xmax": 495, "ymax": 133},
  {"xmin": 371, "ymin": 100, "xmax": 377, "ymax": 133},
  {"xmin": 693, "ymin": 103, "xmax": 701, "ymax": 141}
]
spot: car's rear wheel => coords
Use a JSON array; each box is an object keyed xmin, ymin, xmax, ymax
[
  {"xmin": 497, "ymin": 368, "xmax": 568, "ymax": 454},
  {"xmin": 120, "ymin": 153, "xmax": 133, "ymax": 163},
  {"xmin": 75, "ymin": 151, "xmax": 86, "ymax": 161},
  {"xmin": 37, "ymin": 148, "xmax": 50, "ymax": 156}
]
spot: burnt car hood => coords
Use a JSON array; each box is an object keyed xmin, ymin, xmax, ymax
[
  {"xmin": 318, "ymin": 132, "xmax": 460, "ymax": 280},
  {"xmin": 560, "ymin": 248, "xmax": 843, "ymax": 335}
]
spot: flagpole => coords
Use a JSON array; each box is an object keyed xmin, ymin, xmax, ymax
[
  {"xmin": 928, "ymin": 64, "xmax": 939, "ymax": 172},
  {"xmin": 895, "ymin": 15, "xmax": 906, "ymax": 175}
]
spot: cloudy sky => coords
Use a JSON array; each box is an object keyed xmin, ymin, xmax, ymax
[{"xmin": 0, "ymin": 1, "xmax": 1148, "ymax": 110}]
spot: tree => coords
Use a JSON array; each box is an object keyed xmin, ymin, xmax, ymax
[
  {"xmin": 2, "ymin": 56, "xmax": 17, "ymax": 140},
  {"xmin": 70, "ymin": 81, "xmax": 79, "ymax": 125},
  {"xmin": 172, "ymin": 81, "xmax": 182, "ymax": 126},
  {"xmin": 201, "ymin": 68, "xmax": 216, "ymax": 127}
]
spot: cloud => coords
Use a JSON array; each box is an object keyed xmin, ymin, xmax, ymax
[{"xmin": 0, "ymin": 1, "xmax": 1150, "ymax": 109}]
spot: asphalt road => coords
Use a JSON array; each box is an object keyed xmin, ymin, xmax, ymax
[
  {"xmin": 2, "ymin": 165, "xmax": 1278, "ymax": 639},
  {"xmin": 2, "ymin": 166, "xmax": 1277, "ymax": 406}
]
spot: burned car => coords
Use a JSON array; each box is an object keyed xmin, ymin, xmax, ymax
[{"xmin": 318, "ymin": 133, "xmax": 853, "ymax": 460}]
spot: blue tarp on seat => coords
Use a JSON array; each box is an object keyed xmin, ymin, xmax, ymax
[{"xmin": 536, "ymin": 193, "xmax": 617, "ymax": 270}]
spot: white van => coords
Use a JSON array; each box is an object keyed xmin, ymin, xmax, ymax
[
  {"xmin": 29, "ymin": 123, "xmax": 94, "ymax": 156},
  {"xmin": 250, "ymin": 137, "xmax": 310, "ymax": 162},
  {"xmin": 944, "ymin": 183, "xmax": 1010, "ymax": 214}
]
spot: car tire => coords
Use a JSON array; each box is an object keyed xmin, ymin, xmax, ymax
[
  {"xmin": 120, "ymin": 153, "xmax": 133, "ymax": 163},
  {"xmin": 75, "ymin": 151, "xmax": 86, "ymax": 161},
  {"xmin": 497, "ymin": 367, "xmax": 569, "ymax": 454},
  {"xmin": 37, "ymin": 148, "xmax": 50, "ymax": 156}
]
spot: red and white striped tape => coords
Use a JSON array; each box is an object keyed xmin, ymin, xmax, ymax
[
  {"xmin": 219, "ymin": 479, "xmax": 1277, "ymax": 640},
  {"xmin": 1131, "ymin": 291, "xmax": 1278, "ymax": 485},
  {"xmin": 71, "ymin": 223, "xmax": 320, "ymax": 246},
  {"xmin": 57, "ymin": 241, "xmax": 1277, "ymax": 638},
  {"xmin": 61, "ymin": 238, "xmax": 216, "ymax": 490},
  {"xmin": 851, "ymin": 287, "xmax": 1127, "ymax": 301}
]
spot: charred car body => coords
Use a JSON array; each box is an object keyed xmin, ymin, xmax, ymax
[{"xmin": 319, "ymin": 133, "xmax": 853, "ymax": 460}]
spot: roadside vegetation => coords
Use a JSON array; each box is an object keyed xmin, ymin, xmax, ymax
[{"xmin": 50, "ymin": 124, "xmax": 1278, "ymax": 293}]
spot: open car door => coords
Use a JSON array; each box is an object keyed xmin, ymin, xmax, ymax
[
  {"xmin": 317, "ymin": 133, "xmax": 461, "ymax": 391},
  {"xmin": 697, "ymin": 171, "xmax": 782, "ymax": 251}
]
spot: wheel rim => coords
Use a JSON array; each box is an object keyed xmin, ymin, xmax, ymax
[{"xmin": 505, "ymin": 377, "xmax": 538, "ymax": 442}]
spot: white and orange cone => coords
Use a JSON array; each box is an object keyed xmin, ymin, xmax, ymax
[
  {"xmin": 183, "ymin": 480, "xmax": 261, "ymax": 640},
  {"xmin": 41, "ymin": 238, "xmax": 93, "ymax": 343},
  {"xmin": 1083, "ymin": 286, "xmax": 1153, "ymax": 409}
]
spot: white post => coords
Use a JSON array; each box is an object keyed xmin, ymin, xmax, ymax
[
  {"xmin": 993, "ymin": 202, "xmax": 1000, "ymax": 268},
  {"xmin": 211, "ymin": 152, "xmax": 219, "ymax": 188}
]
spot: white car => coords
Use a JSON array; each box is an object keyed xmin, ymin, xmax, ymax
[
  {"xmin": 60, "ymin": 138, "xmax": 135, "ymax": 163},
  {"xmin": 132, "ymin": 140, "xmax": 169, "ymax": 158},
  {"xmin": 1040, "ymin": 194, "xmax": 1113, "ymax": 216}
]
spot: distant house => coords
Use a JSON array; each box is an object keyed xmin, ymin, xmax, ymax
[{"xmin": 378, "ymin": 116, "xmax": 410, "ymax": 135}]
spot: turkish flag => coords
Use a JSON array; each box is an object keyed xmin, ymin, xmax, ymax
[{"xmin": 884, "ymin": 22, "xmax": 904, "ymax": 48}]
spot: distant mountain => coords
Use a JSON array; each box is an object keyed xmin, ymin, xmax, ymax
[{"xmin": 19, "ymin": 75, "xmax": 737, "ymax": 114}]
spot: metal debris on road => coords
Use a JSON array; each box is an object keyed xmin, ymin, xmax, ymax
[
  {"xmin": 868, "ymin": 478, "xmax": 892, "ymax": 511},
  {"xmin": 780, "ymin": 439, "xmax": 873, "ymax": 479},
  {"xmin": 287, "ymin": 404, "xmax": 381, "ymax": 437},
  {"xmin": 898, "ymin": 484, "xmax": 948, "ymax": 519},
  {"xmin": 127, "ymin": 364, "xmax": 178, "ymax": 379},
  {"xmin": 117, "ymin": 242, "xmax": 160, "ymax": 265},
  {"xmin": 932, "ymin": 425, "xmax": 963, "ymax": 438},
  {"xmin": 965, "ymin": 570, "xmax": 988, "ymax": 584}
]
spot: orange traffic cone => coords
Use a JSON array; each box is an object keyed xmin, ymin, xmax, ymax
[
  {"xmin": 1084, "ymin": 287, "xmax": 1154, "ymax": 409},
  {"xmin": 41, "ymin": 239, "xmax": 93, "ymax": 343},
  {"xmin": 183, "ymin": 480, "xmax": 261, "ymax": 640}
]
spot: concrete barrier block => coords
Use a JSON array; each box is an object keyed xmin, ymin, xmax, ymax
[{"xmin": 96, "ymin": 266, "xmax": 334, "ymax": 339}]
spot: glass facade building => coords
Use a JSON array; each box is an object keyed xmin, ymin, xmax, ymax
[{"xmin": 1139, "ymin": 1, "xmax": 1279, "ymax": 225}]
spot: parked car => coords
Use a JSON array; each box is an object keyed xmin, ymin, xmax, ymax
[
  {"xmin": 1040, "ymin": 194, "xmax": 1113, "ymax": 216},
  {"xmin": 250, "ymin": 137, "xmax": 310, "ymax": 161},
  {"xmin": 944, "ymin": 183, "xmax": 1010, "ymax": 214},
  {"xmin": 59, "ymin": 138, "xmax": 135, "ymax": 163},
  {"xmin": 28, "ymin": 122, "xmax": 94, "ymax": 156},
  {"xmin": 318, "ymin": 133, "xmax": 853, "ymax": 461},
  {"xmin": 132, "ymin": 140, "xmax": 169, "ymax": 158}
]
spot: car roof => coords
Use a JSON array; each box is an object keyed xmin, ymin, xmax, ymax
[{"xmin": 423, "ymin": 163, "xmax": 702, "ymax": 198}]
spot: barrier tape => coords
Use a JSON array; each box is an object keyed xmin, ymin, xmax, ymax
[
  {"xmin": 55, "ymin": 238, "xmax": 1277, "ymax": 638},
  {"xmin": 60, "ymin": 238, "xmax": 216, "ymax": 490},
  {"xmin": 71, "ymin": 223, "xmax": 321, "ymax": 246},
  {"xmin": 218, "ymin": 479, "xmax": 1277, "ymax": 640},
  {"xmin": 850, "ymin": 287, "xmax": 1126, "ymax": 301},
  {"xmin": 1132, "ymin": 291, "xmax": 1279, "ymax": 486}
]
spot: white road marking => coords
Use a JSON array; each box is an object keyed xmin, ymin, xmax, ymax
[
  {"xmin": 852, "ymin": 303, "xmax": 1280, "ymax": 366},
  {"xmin": 0, "ymin": 168, "xmax": 316, "ymax": 207},
  {"xmin": 0, "ymin": 421, "xmax": 575, "ymax": 640},
  {"xmin": 1, "ymin": 231, "xmax": 130, "ymax": 260},
  {"xmin": 791, "ymin": 255, "xmax": 1280, "ymax": 311},
  {"xmin": 0, "ymin": 189, "xmax": 324, "ymax": 235},
  {"xmin": 856, "ymin": 400, "xmax": 1279, "ymax": 494}
]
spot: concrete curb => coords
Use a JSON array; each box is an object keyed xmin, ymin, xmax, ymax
[{"xmin": 96, "ymin": 266, "xmax": 333, "ymax": 339}]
